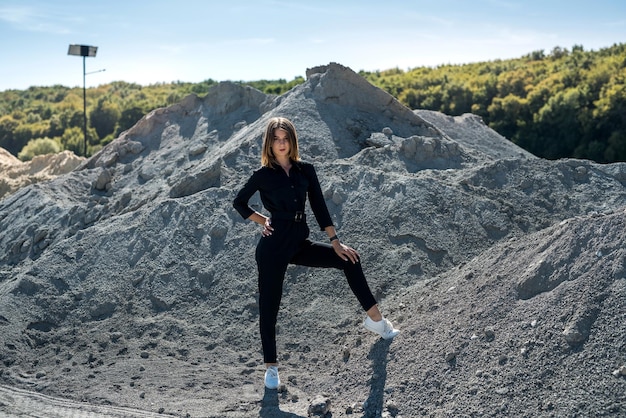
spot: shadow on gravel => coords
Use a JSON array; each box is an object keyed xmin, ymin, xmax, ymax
[
  {"xmin": 260, "ymin": 388, "xmax": 307, "ymax": 418},
  {"xmin": 362, "ymin": 338, "xmax": 393, "ymax": 418}
]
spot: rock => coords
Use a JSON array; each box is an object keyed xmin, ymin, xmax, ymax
[
  {"xmin": 308, "ymin": 396, "xmax": 331, "ymax": 416},
  {"xmin": 342, "ymin": 346, "xmax": 351, "ymax": 361},
  {"xmin": 94, "ymin": 169, "xmax": 112, "ymax": 191},
  {"xmin": 613, "ymin": 365, "xmax": 626, "ymax": 377},
  {"xmin": 365, "ymin": 132, "xmax": 393, "ymax": 148},
  {"xmin": 563, "ymin": 326, "xmax": 585, "ymax": 345},
  {"xmin": 385, "ymin": 400, "xmax": 399, "ymax": 412},
  {"xmin": 189, "ymin": 144, "xmax": 208, "ymax": 156},
  {"xmin": 484, "ymin": 328, "xmax": 495, "ymax": 342},
  {"xmin": 445, "ymin": 351, "xmax": 457, "ymax": 362}
]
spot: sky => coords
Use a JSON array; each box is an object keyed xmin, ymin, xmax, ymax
[{"xmin": 0, "ymin": 0, "xmax": 625, "ymax": 91}]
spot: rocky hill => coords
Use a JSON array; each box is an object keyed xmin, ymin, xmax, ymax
[{"xmin": 0, "ymin": 63, "xmax": 625, "ymax": 417}]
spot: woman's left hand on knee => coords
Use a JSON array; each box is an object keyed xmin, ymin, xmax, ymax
[{"xmin": 333, "ymin": 241, "xmax": 360, "ymax": 264}]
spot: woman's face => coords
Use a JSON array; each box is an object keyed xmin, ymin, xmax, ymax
[{"xmin": 271, "ymin": 128, "xmax": 291, "ymax": 160}]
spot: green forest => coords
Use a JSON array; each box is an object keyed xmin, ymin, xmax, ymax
[{"xmin": 1, "ymin": 43, "xmax": 625, "ymax": 163}]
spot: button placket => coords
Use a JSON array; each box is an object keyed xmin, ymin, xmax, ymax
[{"xmin": 289, "ymin": 174, "xmax": 301, "ymax": 207}]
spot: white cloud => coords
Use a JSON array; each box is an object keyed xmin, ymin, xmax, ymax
[
  {"xmin": 0, "ymin": 6, "xmax": 76, "ymax": 34},
  {"xmin": 0, "ymin": 6, "xmax": 34, "ymax": 23}
]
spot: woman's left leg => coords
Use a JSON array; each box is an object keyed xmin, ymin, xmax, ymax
[
  {"xmin": 289, "ymin": 240, "xmax": 377, "ymax": 311},
  {"xmin": 291, "ymin": 239, "xmax": 399, "ymax": 339}
]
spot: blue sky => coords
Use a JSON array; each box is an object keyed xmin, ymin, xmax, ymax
[{"xmin": 0, "ymin": 0, "xmax": 624, "ymax": 91}]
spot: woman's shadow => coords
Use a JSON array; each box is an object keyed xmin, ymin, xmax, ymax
[
  {"xmin": 259, "ymin": 389, "xmax": 307, "ymax": 418},
  {"xmin": 362, "ymin": 338, "xmax": 393, "ymax": 417},
  {"xmin": 259, "ymin": 339, "xmax": 392, "ymax": 418}
]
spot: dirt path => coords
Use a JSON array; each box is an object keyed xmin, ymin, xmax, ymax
[{"xmin": 0, "ymin": 385, "xmax": 172, "ymax": 418}]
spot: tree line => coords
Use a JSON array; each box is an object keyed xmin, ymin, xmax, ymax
[
  {"xmin": 361, "ymin": 43, "xmax": 626, "ymax": 163},
  {"xmin": 0, "ymin": 43, "xmax": 624, "ymax": 163}
]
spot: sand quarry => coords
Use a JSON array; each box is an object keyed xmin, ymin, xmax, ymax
[{"xmin": 0, "ymin": 63, "xmax": 625, "ymax": 417}]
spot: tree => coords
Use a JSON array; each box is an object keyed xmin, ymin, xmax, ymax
[
  {"xmin": 117, "ymin": 106, "xmax": 147, "ymax": 135},
  {"xmin": 17, "ymin": 137, "xmax": 61, "ymax": 161},
  {"xmin": 0, "ymin": 116, "xmax": 20, "ymax": 155},
  {"xmin": 531, "ymin": 88, "xmax": 586, "ymax": 159},
  {"xmin": 441, "ymin": 82, "xmax": 474, "ymax": 115},
  {"xmin": 605, "ymin": 131, "xmax": 626, "ymax": 162},
  {"xmin": 487, "ymin": 94, "xmax": 529, "ymax": 141},
  {"xmin": 89, "ymin": 99, "xmax": 121, "ymax": 139},
  {"xmin": 60, "ymin": 127, "xmax": 84, "ymax": 155}
]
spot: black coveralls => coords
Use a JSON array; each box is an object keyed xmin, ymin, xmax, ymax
[{"xmin": 233, "ymin": 161, "xmax": 377, "ymax": 363}]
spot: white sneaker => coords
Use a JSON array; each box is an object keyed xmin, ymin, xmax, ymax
[
  {"xmin": 364, "ymin": 317, "xmax": 399, "ymax": 340},
  {"xmin": 264, "ymin": 366, "xmax": 280, "ymax": 389}
]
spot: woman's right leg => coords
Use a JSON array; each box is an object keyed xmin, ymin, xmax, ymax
[{"xmin": 256, "ymin": 251, "xmax": 289, "ymax": 365}]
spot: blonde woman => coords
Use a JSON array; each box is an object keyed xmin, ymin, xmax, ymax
[{"xmin": 233, "ymin": 117, "xmax": 398, "ymax": 390}]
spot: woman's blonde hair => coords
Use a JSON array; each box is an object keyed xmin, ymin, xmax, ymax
[{"xmin": 261, "ymin": 117, "xmax": 300, "ymax": 168}]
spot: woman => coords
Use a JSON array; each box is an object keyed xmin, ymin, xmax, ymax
[{"xmin": 233, "ymin": 117, "xmax": 398, "ymax": 390}]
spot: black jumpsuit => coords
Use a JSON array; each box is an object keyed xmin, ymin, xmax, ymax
[{"xmin": 233, "ymin": 161, "xmax": 377, "ymax": 363}]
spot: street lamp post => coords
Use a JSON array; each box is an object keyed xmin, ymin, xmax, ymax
[{"xmin": 68, "ymin": 44, "xmax": 98, "ymax": 157}]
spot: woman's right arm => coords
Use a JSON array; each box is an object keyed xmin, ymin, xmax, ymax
[
  {"xmin": 248, "ymin": 212, "xmax": 273, "ymax": 236},
  {"xmin": 233, "ymin": 171, "xmax": 273, "ymax": 233},
  {"xmin": 233, "ymin": 171, "xmax": 259, "ymax": 220}
]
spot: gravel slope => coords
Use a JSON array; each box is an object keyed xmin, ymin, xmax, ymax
[{"xmin": 0, "ymin": 63, "xmax": 625, "ymax": 417}]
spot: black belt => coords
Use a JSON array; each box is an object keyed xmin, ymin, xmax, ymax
[{"xmin": 271, "ymin": 211, "xmax": 305, "ymax": 222}]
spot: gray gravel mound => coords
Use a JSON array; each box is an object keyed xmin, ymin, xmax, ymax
[{"xmin": 0, "ymin": 62, "xmax": 625, "ymax": 417}]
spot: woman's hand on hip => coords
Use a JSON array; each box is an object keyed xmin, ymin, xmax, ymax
[{"xmin": 261, "ymin": 218, "xmax": 274, "ymax": 237}]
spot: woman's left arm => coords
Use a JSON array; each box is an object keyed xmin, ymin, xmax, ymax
[
  {"xmin": 324, "ymin": 226, "xmax": 360, "ymax": 264},
  {"xmin": 305, "ymin": 163, "xmax": 360, "ymax": 263},
  {"xmin": 305, "ymin": 164, "xmax": 334, "ymax": 231}
]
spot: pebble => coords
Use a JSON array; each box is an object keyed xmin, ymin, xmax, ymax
[
  {"xmin": 189, "ymin": 144, "xmax": 208, "ymax": 156},
  {"xmin": 342, "ymin": 346, "xmax": 351, "ymax": 361},
  {"xmin": 563, "ymin": 326, "xmax": 585, "ymax": 346},
  {"xmin": 345, "ymin": 403, "xmax": 360, "ymax": 414},
  {"xmin": 612, "ymin": 365, "xmax": 626, "ymax": 377},
  {"xmin": 308, "ymin": 396, "xmax": 331, "ymax": 416},
  {"xmin": 385, "ymin": 400, "xmax": 398, "ymax": 411},
  {"xmin": 445, "ymin": 351, "xmax": 457, "ymax": 362},
  {"xmin": 484, "ymin": 328, "xmax": 495, "ymax": 341}
]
